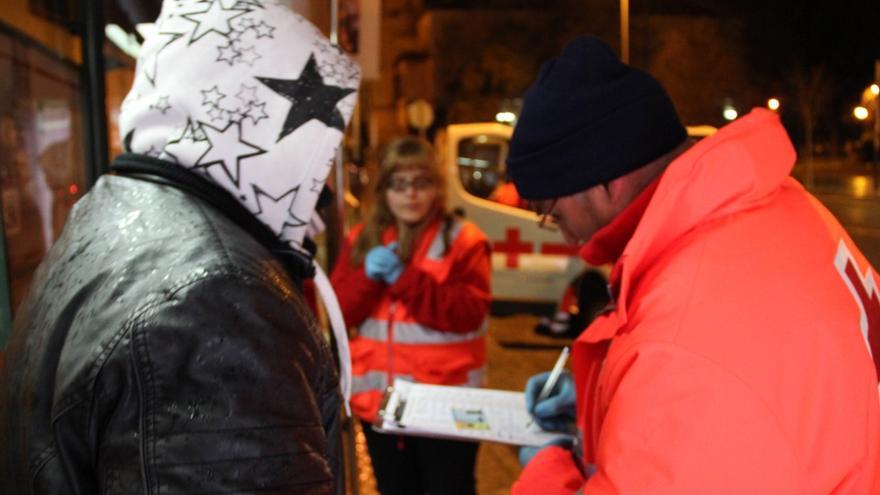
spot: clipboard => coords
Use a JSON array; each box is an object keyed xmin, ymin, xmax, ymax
[{"xmin": 374, "ymin": 378, "xmax": 574, "ymax": 447}]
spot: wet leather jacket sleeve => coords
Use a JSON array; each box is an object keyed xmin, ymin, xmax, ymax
[{"xmin": 94, "ymin": 272, "xmax": 341, "ymax": 494}]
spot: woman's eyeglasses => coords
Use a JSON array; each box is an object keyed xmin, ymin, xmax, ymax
[{"xmin": 388, "ymin": 176, "xmax": 435, "ymax": 193}]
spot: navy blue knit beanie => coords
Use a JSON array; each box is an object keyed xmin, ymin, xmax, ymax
[{"xmin": 507, "ymin": 36, "xmax": 686, "ymax": 200}]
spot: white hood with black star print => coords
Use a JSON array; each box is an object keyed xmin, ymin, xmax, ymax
[
  {"xmin": 118, "ymin": 0, "xmax": 360, "ymax": 414},
  {"xmin": 119, "ymin": 0, "xmax": 360, "ymax": 253}
]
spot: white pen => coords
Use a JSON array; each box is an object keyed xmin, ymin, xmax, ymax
[{"xmin": 526, "ymin": 346, "xmax": 570, "ymax": 428}]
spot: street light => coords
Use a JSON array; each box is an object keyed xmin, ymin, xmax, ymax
[
  {"xmin": 495, "ymin": 111, "xmax": 516, "ymax": 124},
  {"xmin": 620, "ymin": 0, "xmax": 629, "ymax": 63},
  {"xmin": 767, "ymin": 98, "xmax": 780, "ymax": 111},
  {"xmin": 854, "ymin": 106, "xmax": 869, "ymax": 120},
  {"xmin": 866, "ymin": 82, "xmax": 880, "ymax": 173},
  {"xmin": 723, "ymin": 106, "xmax": 738, "ymax": 121}
]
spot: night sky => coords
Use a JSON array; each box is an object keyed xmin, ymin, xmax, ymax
[
  {"xmin": 718, "ymin": 0, "xmax": 879, "ymax": 99},
  {"xmin": 691, "ymin": 0, "xmax": 879, "ymax": 140},
  {"xmin": 428, "ymin": 0, "xmax": 879, "ymax": 139},
  {"xmin": 111, "ymin": 0, "xmax": 877, "ymax": 105}
]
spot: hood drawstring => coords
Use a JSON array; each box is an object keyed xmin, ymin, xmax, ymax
[{"xmin": 312, "ymin": 262, "xmax": 352, "ymax": 417}]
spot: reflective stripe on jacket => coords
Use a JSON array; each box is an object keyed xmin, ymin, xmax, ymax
[
  {"xmin": 331, "ymin": 217, "xmax": 491, "ymax": 423},
  {"xmin": 515, "ymin": 109, "xmax": 880, "ymax": 494}
]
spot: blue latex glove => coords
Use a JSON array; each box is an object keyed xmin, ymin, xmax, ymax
[
  {"xmin": 518, "ymin": 436, "xmax": 574, "ymax": 467},
  {"xmin": 525, "ymin": 370, "xmax": 576, "ymax": 432},
  {"xmin": 364, "ymin": 242, "xmax": 404, "ymax": 284}
]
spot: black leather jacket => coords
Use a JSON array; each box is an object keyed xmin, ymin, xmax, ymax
[{"xmin": 0, "ymin": 155, "xmax": 343, "ymax": 494}]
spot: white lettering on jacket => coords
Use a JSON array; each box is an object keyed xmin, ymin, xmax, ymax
[{"xmin": 834, "ymin": 239, "xmax": 880, "ymax": 382}]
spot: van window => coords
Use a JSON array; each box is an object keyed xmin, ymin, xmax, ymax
[
  {"xmin": 457, "ymin": 134, "xmax": 526, "ymax": 209},
  {"xmin": 458, "ymin": 134, "xmax": 523, "ymax": 207},
  {"xmin": 457, "ymin": 135, "xmax": 504, "ymax": 199}
]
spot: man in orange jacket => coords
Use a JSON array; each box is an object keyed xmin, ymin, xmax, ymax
[{"xmin": 507, "ymin": 36, "xmax": 880, "ymax": 494}]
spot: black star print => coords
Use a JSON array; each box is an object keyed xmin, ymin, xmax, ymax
[
  {"xmin": 238, "ymin": 45, "xmax": 261, "ymax": 66},
  {"xmin": 256, "ymin": 53, "xmax": 355, "ymax": 142},
  {"xmin": 150, "ymin": 95, "xmax": 172, "ymax": 114},
  {"xmin": 237, "ymin": 16, "xmax": 256, "ymax": 31},
  {"xmin": 217, "ymin": 0, "xmax": 245, "ymax": 8},
  {"xmin": 181, "ymin": 1, "xmax": 250, "ymax": 44},
  {"xmin": 228, "ymin": 28, "xmax": 245, "ymax": 42},
  {"xmin": 236, "ymin": 0, "xmax": 264, "ymax": 8},
  {"xmin": 201, "ymin": 85, "xmax": 226, "ymax": 107},
  {"xmin": 207, "ymin": 106, "xmax": 226, "ymax": 121},
  {"xmin": 246, "ymin": 101, "xmax": 269, "ymax": 125},
  {"xmin": 227, "ymin": 107, "xmax": 245, "ymax": 123},
  {"xmin": 162, "ymin": 118, "xmax": 210, "ymax": 164},
  {"xmin": 318, "ymin": 54, "xmax": 360, "ymax": 85},
  {"xmin": 312, "ymin": 39, "xmax": 344, "ymax": 58},
  {"xmin": 194, "ymin": 120, "xmax": 267, "ymax": 187},
  {"xmin": 236, "ymin": 84, "xmax": 259, "ymax": 105},
  {"xmin": 252, "ymin": 183, "xmax": 300, "ymax": 219},
  {"xmin": 216, "ymin": 42, "xmax": 240, "ymax": 65},
  {"xmin": 253, "ymin": 20, "xmax": 275, "ymax": 38}
]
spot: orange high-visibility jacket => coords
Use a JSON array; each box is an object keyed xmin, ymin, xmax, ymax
[
  {"xmin": 514, "ymin": 109, "xmax": 880, "ymax": 494},
  {"xmin": 331, "ymin": 217, "xmax": 492, "ymax": 423}
]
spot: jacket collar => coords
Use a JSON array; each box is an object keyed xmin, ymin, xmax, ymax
[
  {"xmin": 579, "ymin": 177, "xmax": 660, "ymax": 267},
  {"xmin": 111, "ymin": 153, "xmax": 316, "ymax": 281},
  {"xmin": 579, "ymin": 109, "xmax": 797, "ymax": 343},
  {"xmin": 622, "ymin": 109, "xmax": 795, "ymax": 285}
]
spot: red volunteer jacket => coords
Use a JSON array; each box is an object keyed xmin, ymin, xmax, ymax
[
  {"xmin": 331, "ymin": 217, "xmax": 492, "ymax": 423},
  {"xmin": 514, "ymin": 109, "xmax": 880, "ymax": 494}
]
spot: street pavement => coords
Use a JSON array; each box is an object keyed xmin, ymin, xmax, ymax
[{"xmin": 794, "ymin": 162, "xmax": 880, "ymax": 268}]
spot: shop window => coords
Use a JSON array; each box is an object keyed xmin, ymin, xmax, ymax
[
  {"xmin": 456, "ymin": 134, "xmax": 525, "ymax": 209},
  {"xmin": 0, "ymin": 26, "xmax": 86, "ymax": 313}
]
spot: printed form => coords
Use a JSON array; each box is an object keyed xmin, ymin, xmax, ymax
[{"xmin": 376, "ymin": 378, "xmax": 574, "ymax": 447}]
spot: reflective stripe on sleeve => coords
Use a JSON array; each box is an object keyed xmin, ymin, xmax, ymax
[
  {"xmin": 359, "ymin": 318, "xmax": 487, "ymax": 344},
  {"xmin": 351, "ymin": 369, "xmax": 485, "ymax": 394},
  {"xmin": 351, "ymin": 371, "xmax": 387, "ymax": 394}
]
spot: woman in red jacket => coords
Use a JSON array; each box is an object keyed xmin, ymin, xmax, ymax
[{"xmin": 331, "ymin": 136, "xmax": 491, "ymax": 495}]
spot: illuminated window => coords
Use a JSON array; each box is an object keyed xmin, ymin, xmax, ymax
[{"xmin": 0, "ymin": 26, "xmax": 87, "ymax": 313}]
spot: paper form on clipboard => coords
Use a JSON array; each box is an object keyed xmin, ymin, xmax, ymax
[{"xmin": 374, "ymin": 378, "xmax": 574, "ymax": 447}]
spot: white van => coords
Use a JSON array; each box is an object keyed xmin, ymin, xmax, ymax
[{"xmin": 439, "ymin": 122, "xmax": 583, "ymax": 309}]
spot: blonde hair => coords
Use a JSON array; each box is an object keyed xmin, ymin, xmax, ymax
[{"xmin": 353, "ymin": 136, "xmax": 452, "ymax": 264}]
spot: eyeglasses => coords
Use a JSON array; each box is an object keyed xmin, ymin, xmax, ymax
[
  {"xmin": 388, "ymin": 176, "xmax": 436, "ymax": 193},
  {"xmin": 528, "ymin": 198, "xmax": 558, "ymax": 231}
]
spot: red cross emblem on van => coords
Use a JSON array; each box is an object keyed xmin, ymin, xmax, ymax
[{"xmin": 493, "ymin": 228, "xmax": 533, "ymax": 268}]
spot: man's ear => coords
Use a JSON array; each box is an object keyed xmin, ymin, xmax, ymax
[{"xmin": 605, "ymin": 176, "xmax": 629, "ymax": 204}]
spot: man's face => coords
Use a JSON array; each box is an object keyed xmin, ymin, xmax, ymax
[{"xmin": 539, "ymin": 184, "xmax": 618, "ymax": 245}]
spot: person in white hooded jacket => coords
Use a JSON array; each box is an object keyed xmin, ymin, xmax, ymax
[{"xmin": 0, "ymin": 1, "xmax": 360, "ymax": 494}]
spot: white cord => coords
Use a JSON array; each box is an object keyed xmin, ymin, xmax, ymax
[{"xmin": 312, "ymin": 261, "xmax": 352, "ymax": 417}]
